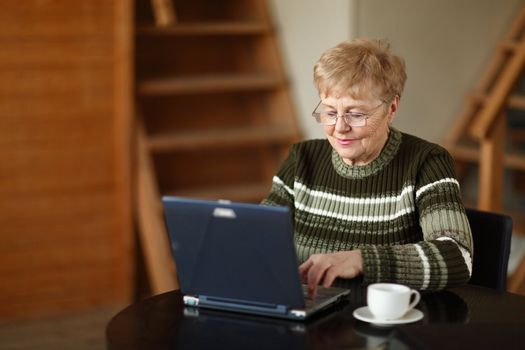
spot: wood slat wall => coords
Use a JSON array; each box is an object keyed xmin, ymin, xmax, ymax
[{"xmin": 0, "ymin": 0, "xmax": 134, "ymax": 319}]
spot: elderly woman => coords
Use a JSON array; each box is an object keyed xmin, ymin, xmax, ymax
[{"xmin": 262, "ymin": 38, "xmax": 473, "ymax": 296}]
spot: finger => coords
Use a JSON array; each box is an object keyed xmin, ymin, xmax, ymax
[
  {"xmin": 323, "ymin": 263, "xmax": 362, "ymax": 287},
  {"xmin": 307, "ymin": 262, "xmax": 331, "ymax": 296},
  {"xmin": 322, "ymin": 265, "xmax": 339, "ymax": 288},
  {"xmin": 299, "ymin": 259, "xmax": 313, "ymax": 282},
  {"xmin": 299, "ymin": 259, "xmax": 313, "ymax": 275}
]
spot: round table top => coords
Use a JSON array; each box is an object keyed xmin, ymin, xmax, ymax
[{"xmin": 106, "ymin": 284, "xmax": 525, "ymax": 350}]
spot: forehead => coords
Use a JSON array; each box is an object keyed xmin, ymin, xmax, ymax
[
  {"xmin": 320, "ymin": 83, "xmax": 383, "ymax": 107},
  {"xmin": 320, "ymin": 80, "xmax": 383, "ymax": 102},
  {"xmin": 320, "ymin": 94, "xmax": 378, "ymax": 108}
]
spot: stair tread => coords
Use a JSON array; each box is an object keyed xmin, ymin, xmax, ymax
[
  {"xmin": 138, "ymin": 73, "xmax": 284, "ymax": 95},
  {"xmin": 165, "ymin": 182, "xmax": 270, "ymax": 203},
  {"xmin": 137, "ymin": 21, "xmax": 269, "ymax": 36},
  {"xmin": 146, "ymin": 125, "xmax": 297, "ymax": 151},
  {"xmin": 449, "ymin": 144, "xmax": 525, "ymax": 170}
]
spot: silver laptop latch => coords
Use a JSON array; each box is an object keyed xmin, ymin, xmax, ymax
[
  {"xmin": 290, "ymin": 309, "xmax": 306, "ymax": 318},
  {"xmin": 183, "ymin": 295, "xmax": 200, "ymax": 306}
]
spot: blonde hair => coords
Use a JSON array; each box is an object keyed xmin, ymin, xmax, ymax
[{"xmin": 313, "ymin": 38, "xmax": 407, "ymax": 101}]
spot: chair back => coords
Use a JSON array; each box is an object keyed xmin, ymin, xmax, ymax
[{"xmin": 466, "ymin": 208, "xmax": 512, "ymax": 291}]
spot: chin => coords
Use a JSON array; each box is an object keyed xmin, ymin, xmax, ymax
[{"xmin": 336, "ymin": 149, "xmax": 361, "ymax": 163}]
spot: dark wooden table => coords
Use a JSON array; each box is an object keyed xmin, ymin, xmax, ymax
[{"xmin": 106, "ymin": 284, "xmax": 525, "ymax": 350}]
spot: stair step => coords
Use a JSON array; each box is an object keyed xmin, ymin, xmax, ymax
[
  {"xmin": 469, "ymin": 92, "xmax": 525, "ymax": 110},
  {"xmin": 165, "ymin": 182, "xmax": 270, "ymax": 203},
  {"xmin": 510, "ymin": 129, "xmax": 525, "ymax": 143},
  {"xmin": 136, "ymin": 22, "xmax": 269, "ymax": 36},
  {"xmin": 138, "ymin": 73, "xmax": 284, "ymax": 95},
  {"xmin": 499, "ymin": 40, "xmax": 521, "ymax": 52},
  {"xmin": 470, "ymin": 38, "xmax": 525, "ymax": 139},
  {"xmin": 449, "ymin": 144, "xmax": 525, "ymax": 171},
  {"xmin": 146, "ymin": 125, "xmax": 297, "ymax": 151}
]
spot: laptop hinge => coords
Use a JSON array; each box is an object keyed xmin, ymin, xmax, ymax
[{"xmin": 195, "ymin": 295, "xmax": 290, "ymax": 315}]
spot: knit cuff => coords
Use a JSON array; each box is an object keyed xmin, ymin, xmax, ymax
[
  {"xmin": 359, "ymin": 244, "xmax": 425, "ymax": 289},
  {"xmin": 360, "ymin": 245, "xmax": 396, "ymax": 285}
]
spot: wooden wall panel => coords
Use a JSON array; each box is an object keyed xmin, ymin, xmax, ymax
[{"xmin": 0, "ymin": 0, "xmax": 134, "ymax": 319}]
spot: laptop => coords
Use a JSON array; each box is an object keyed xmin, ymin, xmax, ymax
[{"xmin": 162, "ymin": 196, "xmax": 350, "ymax": 321}]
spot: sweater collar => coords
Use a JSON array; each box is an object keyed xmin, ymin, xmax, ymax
[{"xmin": 331, "ymin": 127, "xmax": 402, "ymax": 179}]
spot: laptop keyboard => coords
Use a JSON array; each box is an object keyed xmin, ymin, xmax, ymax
[{"xmin": 302, "ymin": 285, "xmax": 337, "ymax": 308}]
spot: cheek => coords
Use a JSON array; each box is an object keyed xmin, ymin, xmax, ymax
[
  {"xmin": 323, "ymin": 125, "xmax": 334, "ymax": 135},
  {"xmin": 355, "ymin": 126, "xmax": 379, "ymax": 148},
  {"xmin": 365, "ymin": 118, "xmax": 389, "ymax": 138},
  {"xmin": 353, "ymin": 126, "xmax": 375, "ymax": 141},
  {"xmin": 366, "ymin": 118, "xmax": 384, "ymax": 131}
]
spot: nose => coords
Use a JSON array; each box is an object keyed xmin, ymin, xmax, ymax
[{"xmin": 334, "ymin": 114, "xmax": 351, "ymax": 132}]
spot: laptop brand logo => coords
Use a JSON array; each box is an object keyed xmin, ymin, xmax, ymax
[{"xmin": 213, "ymin": 207, "xmax": 237, "ymax": 219}]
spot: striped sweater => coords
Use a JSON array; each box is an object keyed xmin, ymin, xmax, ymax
[{"xmin": 262, "ymin": 128, "xmax": 473, "ymax": 291}]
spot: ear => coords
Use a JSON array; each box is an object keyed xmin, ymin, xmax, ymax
[{"xmin": 387, "ymin": 95, "xmax": 400, "ymax": 124}]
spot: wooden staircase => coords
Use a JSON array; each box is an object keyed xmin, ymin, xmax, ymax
[
  {"xmin": 134, "ymin": 0, "xmax": 302, "ymax": 294},
  {"xmin": 445, "ymin": 4, "xmax": 525, "ymax": 295}
]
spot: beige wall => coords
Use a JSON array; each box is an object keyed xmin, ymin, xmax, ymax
[
  {"xmin": 357, "ymin": 0, "xmax": 522, "ymax": 143},
  {"xmin": 272, "ymin": 0, "xmax": 522, "ymax": 143},
  {"xmin": 269, "ymin": 0, "xmax": 355, "ymax": 139}
]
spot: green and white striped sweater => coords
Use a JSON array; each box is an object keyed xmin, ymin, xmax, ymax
[{"xmin": 262, "ymin": 128, "xmax": 473, "ymax": 291}]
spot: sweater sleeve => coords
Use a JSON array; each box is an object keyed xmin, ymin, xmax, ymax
[
  {"xmin": 360, "ymin": 147, "xmax": 473, "ymax": 291},
  {"xmin": 261, "ymin": 145, "xmax": 296, "ymax": 213}
]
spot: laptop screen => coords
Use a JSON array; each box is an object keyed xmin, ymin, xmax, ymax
[{"xmin": 162, "ymin": 196, "xmax": 305, "ymax": 309}]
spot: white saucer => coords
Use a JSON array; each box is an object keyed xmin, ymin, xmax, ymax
[{"xmin": 353, "ymin": 306, "xmax": 424, "ymax": 326}]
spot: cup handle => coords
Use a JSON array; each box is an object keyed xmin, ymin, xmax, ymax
[{"xmin": 408, "ymin": 290, "xmax": 421, "ymax": 310}]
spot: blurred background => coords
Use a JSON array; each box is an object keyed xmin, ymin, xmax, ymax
[{"xmin": 1, "ymin": 0, "xmax": 524, "ymax": 348}]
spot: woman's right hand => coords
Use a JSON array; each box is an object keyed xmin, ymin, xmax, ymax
[{"xmin": 298, "ymin": 249, "xmax": 363, "ymax": 297}]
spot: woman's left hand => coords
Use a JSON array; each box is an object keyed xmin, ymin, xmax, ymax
[{"xmin": 299, "ymin": 250, "xmax": 363, "ymax": 298}]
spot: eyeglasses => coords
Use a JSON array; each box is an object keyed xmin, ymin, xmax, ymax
[{"xmin": 311, "ymin": 100, "xmax": 386, "ymax": 127}]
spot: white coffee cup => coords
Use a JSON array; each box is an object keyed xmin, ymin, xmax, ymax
[{"xmin": 367, "ymin": 283, "xmax": 421, "ymax": 321}]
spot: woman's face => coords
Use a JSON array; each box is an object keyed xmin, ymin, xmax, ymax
[{"xmin": 321, "ymin": 92, "xmax": 399, "ymax": 166}]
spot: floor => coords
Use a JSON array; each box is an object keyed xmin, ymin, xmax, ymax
[{"xmin": 0, "ymin": 305, "xmax": 123, "ymax": 350}]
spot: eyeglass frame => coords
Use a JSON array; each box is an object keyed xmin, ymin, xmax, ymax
[{"xmin": 311, "ymin": 99, "xmax": 389, "ymax": 127}]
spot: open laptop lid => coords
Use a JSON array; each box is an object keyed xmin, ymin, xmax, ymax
[{"xmin": 162, "ymin": 196, "xmax": 306, "ymax": 313}]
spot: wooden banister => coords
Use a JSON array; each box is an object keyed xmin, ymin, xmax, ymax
[
  {"xmin": 445, "ymin": 3, "xmax": 525, "ymax": 295},
  {"xmin": 150, "ymin": 0, "xmax": 177, "ymax": 26},
  {"xmin": 470, "ymin": 38, "xmax": 525, "ymax": 139},
  {"xmin": 137, "ymin": 118, "xmax": 179, "ymax": 293},
  {"xmin": 477, "ymin": 114, "xmax": 505, "ymax": 211}
]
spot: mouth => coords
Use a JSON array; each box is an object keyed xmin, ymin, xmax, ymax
[{"xmin": 336, "ymin": 138, "xmax": 357, "ymax": 146}]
